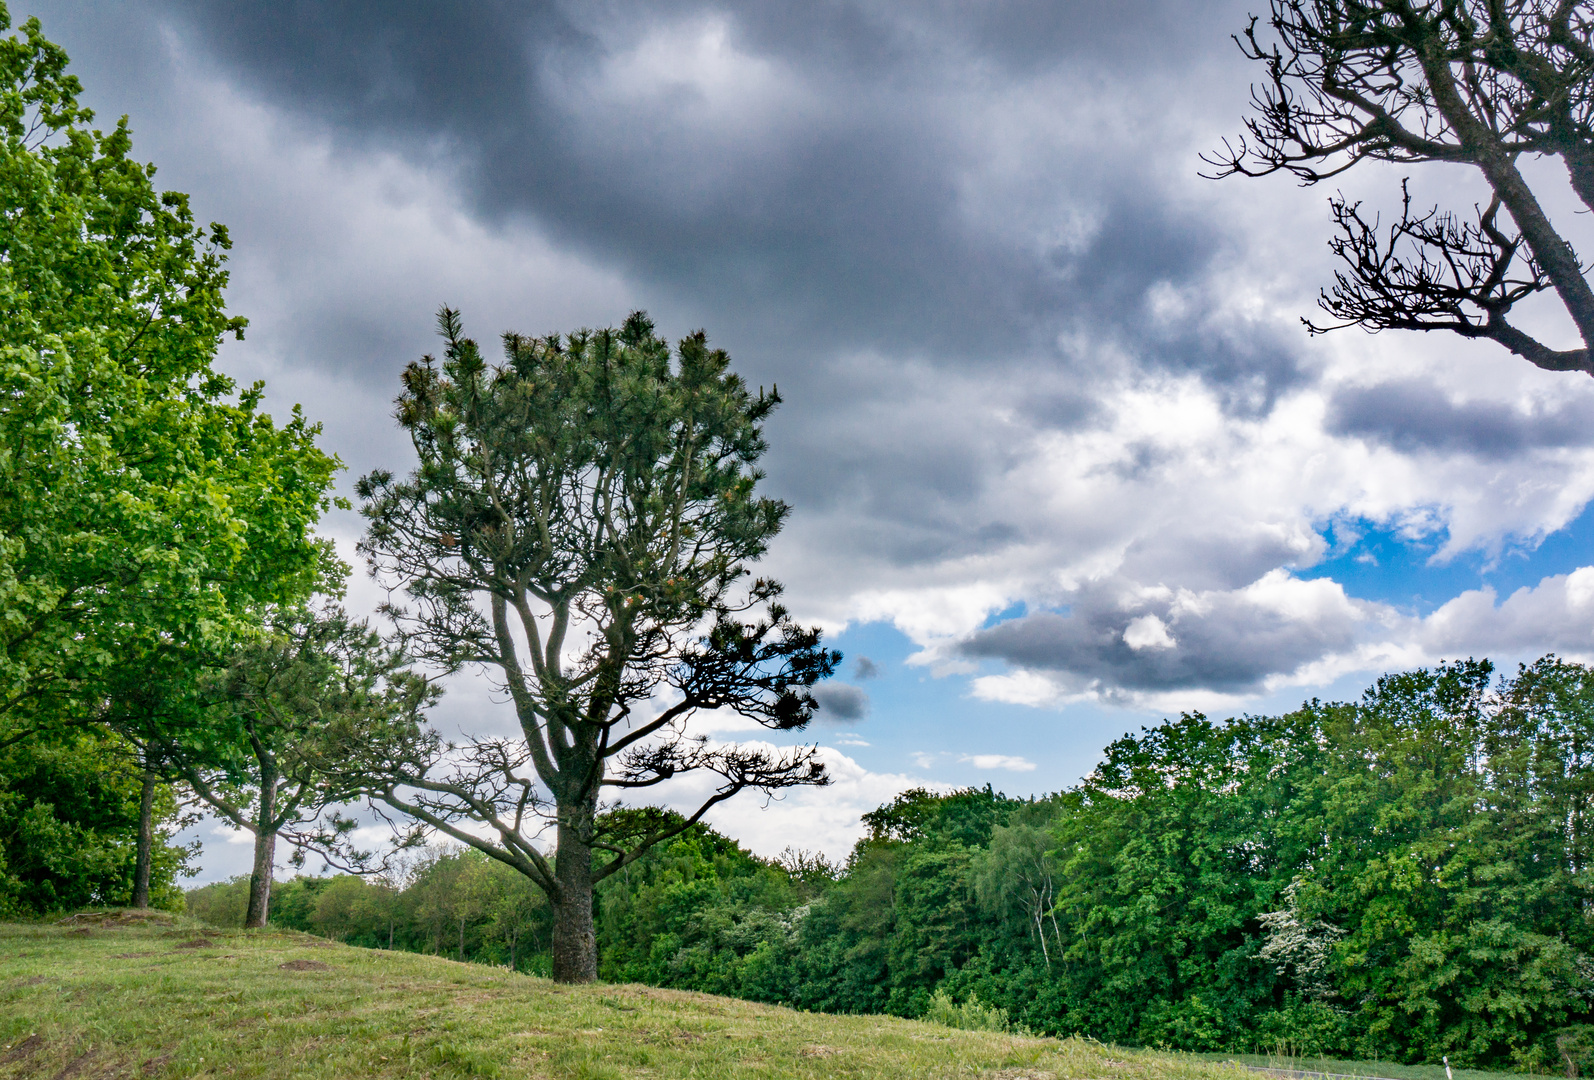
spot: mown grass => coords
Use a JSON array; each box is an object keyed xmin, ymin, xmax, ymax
[{"xmin": 0, "ymin": 910, "xmax": 1302, "ymax": 1080}]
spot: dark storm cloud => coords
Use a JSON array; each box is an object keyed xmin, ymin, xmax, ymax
[
  {"xmin": 727, "ymin": 0, "xmax": 1214, "ymax": 74},
  {"xmin": 810, "ymin": 683, "xmax": 870, "ymax": 722},
  {"xmin": 1118, "ymin": 529, "xmax": 1320, "ymax": 593},
  {"xmin": 130, "ymin": 0, "xmax": 1289, "ymax": 387},
  {"xmin": 1327, "ymin": 380, "xmax": 1594, "ymax": 457},
  {"xmin": 960, "ymin": 580, "xmax": 1363, "ymax": 694},
  {"xmin": 852, "ymin": 656, "xmax": 881, "ymax": 680},
  {"xmin": 20, "ymin": 0, "xmax": 1365, "ymax": 703}
]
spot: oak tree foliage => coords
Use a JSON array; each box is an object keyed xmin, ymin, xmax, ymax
[
  {"xmin": 0, "ymin": 6, "xmax": 340, "ymax": 916},
  {"xmin": 0, "ymin": 4, "xmax": 339, "ymax": 740}
]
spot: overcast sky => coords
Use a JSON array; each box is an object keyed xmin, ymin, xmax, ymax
[{"xmin": 30, "ymin": 1, "xmax": 1594, "ymax": 873}]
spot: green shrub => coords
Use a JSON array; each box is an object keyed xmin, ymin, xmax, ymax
[
  {"xmin": 923, "ymin": 989, "xmax": 1013, "ymax": 1033},
  {"xmin": 185, "ymin": 877, "xmax": 250, "ymax": 929}
]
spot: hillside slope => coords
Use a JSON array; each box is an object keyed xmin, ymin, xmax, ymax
[{"xmin": 0, "ymin": 911, "xmax": 1252, "ymax": 1080}]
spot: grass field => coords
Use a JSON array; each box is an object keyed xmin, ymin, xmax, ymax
[
  {"xmin": 1, "ymin": 910, "xmax": 1266, "ymax": 1080},
  {"xmin": 1192, "ymin": 1054, "xmax": 1528, "ymax": 1080}
]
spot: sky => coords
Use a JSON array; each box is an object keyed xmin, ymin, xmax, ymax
[{"xmin": 27, "ymin": 0, "xmax": 1594, "ymax": 879}]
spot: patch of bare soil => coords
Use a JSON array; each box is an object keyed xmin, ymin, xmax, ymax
[
  {"xmin": 57, "ymin": 910, "xmax": 174, "ymax": 927},
  {"xmin": 51, "ymin": 1048, "xmax": 97, "ymax": 1079},
  {"xmin": 173, "ymin": 939, "xmax": 218, "ymax": 949},
  {"xmin": 278, "ymin": 960, "xmax": 331, "ymax": 972},
  {"xmin": 111, "ymin": 952, "xmax": 159, "ymax": 959},
  {"xmin": 65, "ymin": 928, "xmax": 94, "ymax": 938},
  {"xmin": 14, "ymin": 975, "xmax": 48, "ymax": 987},
  {"xmin": 0, "ymin": 1033, "xmax": 43, "ymax": 1064},
  {"xmin": 985, "ymin": 1071, "xmax": 1055, "ymax": 1080}
]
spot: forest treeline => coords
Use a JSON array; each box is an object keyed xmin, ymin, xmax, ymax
[{"xmin": 185, "ymin": 656, "xmax": 1594, "ymax": 1068}]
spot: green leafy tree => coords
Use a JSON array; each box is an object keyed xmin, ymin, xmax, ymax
[
  {"xmin": 1308, "ymin": 660, "xmax": 1594, "ymax": 1063},
  {"xmin": 1208, "ymin": 0, "xmax": 1594, "ymax": 375},
  {"xmin": 265, "ymin": 874, "xmax": 333, "ymax": 931},
  {"xmin": 595, "ymin": 815, "xmax": 796, "ymax": 991},
  {"xmin": 973, "ymin": 812, "xmax": 1063, "ymax": 969},
  {"xmin": 350, "ymin": 859, "xmax": 415, "ymax": 950},
  {"xmin": 0, "ymin": 725, "xmax": 193, "ymax": 915},
  {"xmin": 185, "ymin": 875, "xmax": 250, "ymax": 929},
  {"xmin": 406, "ymin": 847, "xmax": 487, "ymax": 958},
  {"xmin": 0, "ymin": 7, "xmax": 337, "ymax": 742},
  {"xmin": 1049, "ymin": 711, "xmax": 1305, "ymax": 1049},
  {"xmin": 0, "ymin": 5, "xmax": 339, "ymax": 914},
  {"xmin": 307, "ymin": 874, "xmax": 405, "ymax": 946},
  {"xmin": 482, "ymin": 859, "xmax": 549, "ymax": 971},
  {"xmin": 353, "ymin": 308, "xmax": 838, "ymax": 982},
  {"xmin": 141, "ymin": 601, "xmax": 433, "ymax": 928}
]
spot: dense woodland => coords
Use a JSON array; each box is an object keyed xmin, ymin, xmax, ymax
[{"xmin": 179, "ymin": 656, "xmax": 1594, "ymax": 1067}]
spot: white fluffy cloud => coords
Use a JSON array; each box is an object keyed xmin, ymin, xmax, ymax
[
  {"xmin": 960, "ymin": 754, "xmax": 1038, "ymax": 773},
  {"xmin": 777, "ymin": 340, "xmax": 1594, "ymax": 707},
  {"xmin": 650, "ymin": 742, "xmax": 936, "ymax": 862},
  {"xmin": 963, "ymin": 561, "xmax": 1594, "ymax": 713}
]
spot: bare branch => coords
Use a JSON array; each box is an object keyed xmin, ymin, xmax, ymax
[{"xmin": 1210, "ymin": 0, "xmax": 1594, "ymax": 371}]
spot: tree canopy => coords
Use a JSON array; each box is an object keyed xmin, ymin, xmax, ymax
[
  {"xmin": 0, "ymin": 4, "xmax": 340, "ymax": 745},
  {"xmin": 0, "ymin": 5, "xmax": 341, "ymax": 917},
  {"xmin": 353, "ymin": 308, "xmax": 837, "ymax": 981},
  {"xmin": 137, "ymin": 600, "xmax": 433, "ymax": 927}
]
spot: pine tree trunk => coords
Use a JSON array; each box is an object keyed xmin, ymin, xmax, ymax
[
  {"xmin": 243, "ymin": 773, "xmax": 278, "ymax": 929},
  {"xmin": 131, "ymin": 767, "xmax": 157, "ymax": 909},
  {"xmin": 550, "ymin": 808, "xmax": 597, "ymax": 983}
]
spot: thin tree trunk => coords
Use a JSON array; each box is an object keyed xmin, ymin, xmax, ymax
[
  {"xmin": 243, "ymin": 773, "xmax": 278, "ymax": 929},
  {"xmin": 550, "ymin": 809, "xmax": 597, "ymax": 983},
  {"xmin": 1032, "ymin": 901, "xmax": 1050, "ymax": 969},
  {"xmin": 459, "ymin": 916, "xmax": 466, "ymax": 962},
  {"xmin": 131, "ymin": 767, "xmax": 157, "ymax": 909}
]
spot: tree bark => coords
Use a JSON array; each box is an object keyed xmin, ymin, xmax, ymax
[
  {"xmin": 244, "ymin": 827, "xmax": 277, "ymax": 928},
  {"xmin": 130, "ymin": 767, "xmax": 157, "ymax": 909},
  {"xmin": 243, "ymin": 772, "xmax": 278, "ymax": 929},
  {"xmin": 550, "ymin": 809, "xmax": 598, "ymax": 983}
]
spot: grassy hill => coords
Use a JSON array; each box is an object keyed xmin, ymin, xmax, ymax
[
  {"xmin": 0, "ymin": 911, "xmax": 1531, "ymax": 1080},
  {"xmin": 0, "ymin": 910, "xmax": 1257, "ymax": 1080}
]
